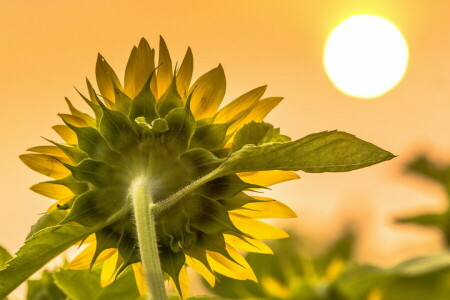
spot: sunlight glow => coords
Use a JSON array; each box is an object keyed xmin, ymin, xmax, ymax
[{"xmin": 324, "ymin": 15, "xmax": 409, "ymax": 98}]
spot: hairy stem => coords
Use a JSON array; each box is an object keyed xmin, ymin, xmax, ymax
[
  {"xmin": 131, "ymin": 178, "xmax": 167, "ymax": 300},
  {"xmin": 153, "ymin": 168, "xmax": 220, "ymax": 215}
]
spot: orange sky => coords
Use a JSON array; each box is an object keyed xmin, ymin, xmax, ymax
[{"xmin": 2, "ymin": 0, "xmax": 450, "ymax": 276}]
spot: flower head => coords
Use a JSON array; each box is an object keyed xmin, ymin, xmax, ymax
[{"xmin": 21, "ymin": 37, "xmax": 298, "ymax": 298}]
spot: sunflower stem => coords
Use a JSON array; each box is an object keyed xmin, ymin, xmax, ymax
[
  {"xmin": 131, "ymin": 178, "xmax": 168, "ymax": 300},
  {"xmin": 154, "ymin": 168, "xmax": 220, "ymax": 215}
]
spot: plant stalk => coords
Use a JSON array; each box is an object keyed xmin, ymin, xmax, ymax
[{"xmin": 131, "ymin": 178, "xmax": 167, "ymax": 300}]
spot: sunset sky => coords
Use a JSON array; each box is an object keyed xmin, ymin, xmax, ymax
[{"xmin": 2, "ymin": 0, "xmax": 450, "ymax": 280}]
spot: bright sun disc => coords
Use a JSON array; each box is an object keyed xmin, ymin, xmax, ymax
[{"xmin": 324, "ymin": 14, "xmax": 409, "ymax": 98}]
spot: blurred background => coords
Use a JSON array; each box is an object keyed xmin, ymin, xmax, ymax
[{"xmin": 1, "ymin": 0, "xmax": 450, "ymax": 296}]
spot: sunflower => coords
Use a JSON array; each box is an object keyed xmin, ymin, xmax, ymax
[{"xmin": 20, "ymin": 37, "xmax": 299, "ymax": 299}]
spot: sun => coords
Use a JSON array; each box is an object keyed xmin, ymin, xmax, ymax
[{"xmin": 324, "ymin": 14, "xmax": 409, "ymax": 99}]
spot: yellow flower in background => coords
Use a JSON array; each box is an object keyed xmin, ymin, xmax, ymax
[{"xmin": 20, "ymin": 37, "xmax": 299, "ymax": 299}]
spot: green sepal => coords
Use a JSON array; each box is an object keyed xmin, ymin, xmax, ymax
[
  {"xmin": 27, "ymin": 210, "xmax": 68, "ymax": 239},
  {"xmin": 180, "ymin": 148, "xmax": 223, "ymax": 177},
  {"xmin": 129, "ymin": 71, "xmax": 159, "ymax": 126},
  {"xmin": 90, "ymin": 226, "xmax": 122, "ymax": 269},
  {"xmin": 97, "ymin": 100, "xmax": 138, "ymax": 152},
  {"xmin": 211, "ymin": 147, "xmax": 231, "ymax": 158},
  {"xmin": 218, "ymin": 192, "xmax": 263, "ymax": 210},
  {"xmin": 0, "ymin": 225, "xmax": 98, "ymax": 298},
  {"xmin": 48, "ymin": 175, "xmax": 89, "ymax": 195},
  {"xmin": 216, "ymin": 130, "xmax": 395, "ymax": 175},
  {"xmin": 44, "ymin": 138, "xmax": 87, "ymax": 163},
  {"xmin": 196, "ymin": 233, "xmax": 237, "ymax": 264},
  {"xmin": 62, "ymin": 159, "xmax": 115, "ymax": 188},
  {"xmin": 159, "ymin": 246, "xmax": 186, "ymax": 297},
  {"xmin": 75, "ymin": 86, "xmax": 103, "ymax": 125},
  {"xmin": 157, "ymin": 74, "xmax": 183, "ymax": 118},
  {"xmin": 86, "ymin": 78, "xmax": 101, "ymax": 105},
  {"xmin": 199, "ymin": 174, "xmax": 261, "ymax": 200},
  {"xmin": 231, "ymin": 121, "xmax": 290, "ymax": 153},
  {"xmin": 184, "ymin": 195, "xmax": 240, "ymax": 235},
  {"xmin": 61, "ymin": 188, "xmax": 127, "ymax": 227},
  {"xmin": 151, "ymin": 118, "xmax": 169, "ymax": 133},
  {"xmin": 116, "ymin": 223, "xmax": 140, "ymax": 278},
  {"xmin": 164, "ymin": 95, "xmax": 196, "ymax": 152},
  {"xmin": 112, "ymin": 80, "xmax": 132, "ymax": 114},
  {"xmin": 184, "ymin": 246, "xmax": 215, "ymax": 275},
  {"xmin": 190, "ymin": 123, "xmax": 230, "ymax": 150},
  {"xmin": 62, "ymin": 121, "xmax": 119, "ymax": 162}
]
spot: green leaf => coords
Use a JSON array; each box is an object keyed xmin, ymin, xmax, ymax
[
  {"xmin": 396, "ymin": 213, "xmax": 447, "ymax": 227},
  {"xmin": 180, "ymin": 148, "xmax": 223, "ymax": 177},
  {"xmin": 97, "ymin": 267, "xmax": 140, "ymax": 300},
  {"xmin": 0, "ymin": 225, "xmax": 97, "ymax": 298},
  {"xmin": 214, "ymin": 130, "xmax": 395, "ymax": 176},
  {"xmin": 393, "ymin": 252, "xmax": 450, "ymax": 276},
  {"xmin": 0, "ymin": 245, "xmax": 12, "ymax": 270},
  {"xmin": 231, "ymin": 121, "xmax": 289, "ymax": 153},
  {"xmin": 199, "ymin": 174, "xmax": 260, "ymax": 200},
  {"xmin": 27, "ymin": 270, "xmax": 66, "ymax": 300},
  {"xmin": 27, "ymin": 210, "xmax": 67, "ymax": 239},
  {"xmin": 407, "ymin": 155, "xmax": 449, "ymax": 183},
  {"xmin": 53, "ymin": 268, "xmax": 100, "ymax": 300}
]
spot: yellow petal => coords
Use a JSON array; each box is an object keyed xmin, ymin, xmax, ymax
[
  {"xmin": 76, "ymin": 234, "xmax": 96, "ymax": 246},
  {"xmin": 52, "ymin": 125, "xmax": 77, "ymax": 144},
  {"xmin": 225, "ymin": 245, "xmax": 257, "ymax": 282},
  {"xmin": 227, "ymin": 96, "xmax": 283, "ymax": 138},
  {"xmin": 30, "ymin": 182, "xmax": 74, "ymax": 201},
  {"xmin": 64, "ymin": 98, "xmax": 96, "ymax": 126},
  {"xmin": 27, "ymin": 146, "xmax": 67, "ymax": 158},
  {"xmin": 325, "ymin": 258, "xmax": 345, "ymax": 282},
  {"xmin": 156, "ymin": 36, "xmax": 173, "ymax": 99},
  {"xmin": 223, "ymin": 234, "xmax": 273, "ymax": 254},
  {"xmin": 206, "ymin": 246, "xmax": 257, "ymax": 282},
  {"xmin": 170, "ymin": 265, "xmax": 189, "ymax": 300},
  {"xmin": 238, "ymin": 170, "xmax": 300, "ymax": 187},
  {"xmin": 214, "ymin": 85, "xmax": 266, "ymax": 124},
  {"xmin": 86, "ymin": 78, "xmax": 100, "ymax": 104},
  {"xmin": 132, "ymin": 263, "xmax": 147, "ymax": 295},
  {"xmin": 96, "ymin": 54, "xmax": 123, "ymax": 103},
  {"xmin": 19, "ymin": 154, "xmax": 70, "ymax": 179},
  {"xmin": 232, "ymin": 198, "xmax": 297, "ymax": 219},
  {"xmin": 261, "ymin": 276, "xmax": 291, "ymax": 299},
  {"xmin": 68, "ymin": 243, "xmax": 116, "ymax": 270},
  {"xmin": 27, "ymin": 146, "xmax": 73, "ymax": 165},
  {"xmin": 59, "ymin": 114, "xmax": 88, "ymax": 127},
  {"xmin": 101, "ymin": 251, "xmax": 120, "ymax": 287},
  {"xmin": 124, "ymin": 38, "xmax": 157, "ymax": 99},
  {"xmin": 188, "ymin": 65, "xmax": 226, "ymax": 119},
  {"xmin": 176, "ymin": 47, "xmax": 193, "ymax": 98},
  {"xmin": 185, "ymin": 254, "xmax": 216, "ymax": 287},
  {"xmin": 229, "ymin": 213, "xmax": 289, "ymax": 239}
]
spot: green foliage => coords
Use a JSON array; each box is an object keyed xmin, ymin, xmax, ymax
[
  {"xmin": 215, "ymin": 131, "xmax": 394, "ymax": 176},
  {"xmin": 0, "ymin": 245, "xmax": 12, "ymax": 270},
  {"xmin": 0, "ymin": 225, "xmax": 99, "ymax": 298},
  {"xmin": 205, "ymin": 231, "xmax": 450, "ymax": 300},
  {"xmin": 397, "ymin": 154, "xmax": 450, "ymax": 244},
  {"xmin": 26, "ymin": 270, "xmax": 66, "ymax": 300}
]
